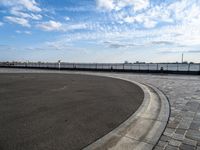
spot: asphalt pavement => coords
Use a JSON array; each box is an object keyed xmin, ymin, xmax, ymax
[{"xmin": 0, "ymin": 73, "xmax": 144, "ymax": 150}]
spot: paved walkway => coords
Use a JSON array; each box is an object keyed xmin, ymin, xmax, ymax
[
  {"xmin": 1, "ymin": 68, "xmax": 200, "ymax": 149},
  {"xmin": 95, "ymin": 72, "xmax": 200, "ymax": 150}
]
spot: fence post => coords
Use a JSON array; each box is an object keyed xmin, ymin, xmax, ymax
[
  {"xmin": 177, "ymin": 63, "xmax": 179, "ymax": 71},
  {"xmin": 58, "ymin": 61, "xmax": 60, "ymax": 70},
  {"xmin": 157, "ymin": 63, "xmax": 158, "ymax": 72},
  {"xmin": 73, "ymin": 63, "xmax": 75, "ymax": 69},
  {"xmin": 199, "ymin": 63, "xmax": 200, "ymax": 72},
  {"xmin": 167, "ymin": 63, "xmax": 168, "ymax": 71},
  {"xmin": 188, "ymin": 63, "xmax": 190, "ymax": 72}
]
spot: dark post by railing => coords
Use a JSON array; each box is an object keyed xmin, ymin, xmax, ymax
[
  {"xmin": 58, "ymin": 60, "xmax": 61, "ymax": 70},
  {"xmin": 160, "ymin": 67, "xmax": 164, "ymax": 73},
  {"xmin": 167, "ymin": 63, "xmax": 168, "ymax": 71},
  {"xmin": 139, "ymin": 63, "xmax": 140, "ymax": 71},
  {"xmin": 199, "ymin": 63, "xmax": 200, "ymax": 72},
  {"xmin": 156, "ymin": 64, "xmax": 158, "ymax": 71},
  {"xmin": 73, "ymin": 63, "xmax": 75, "ymax": 69},
  {"xmin": 177, "ymin": 63, "xmax": 178, "ymax": 71},
  {"xmin": 188, "ymin": 63, "xmax": 190, "ymax": 72}
]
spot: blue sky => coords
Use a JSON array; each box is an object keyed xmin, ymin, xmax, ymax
[{"xmin": 0, "ymin": 0, "xmax": 200, "ymax": 63}]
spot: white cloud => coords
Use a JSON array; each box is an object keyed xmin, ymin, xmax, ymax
[
  {"xmin": 64, "ymin": 16, "xmax": 70, "ymax": 21},
  {"xmin": 16, "ymin": 30, "xmax": 21, "ymax": 34},
  {"xmin": 168, "ymin": 0, "xmax": 200, "ymax": 25},
  {"xmin": 117, "ymin": 0, "xmax": 149, "ymax": 12},
  {"xmin": 24, "ymin": 30, "xmax": 31, "ymax": 34},
  {"xmin": 96, "ymin": 0, "xmax": 149, "ymax": 12},
  {"xmin": 16, "ymin": 30, "xmax": 32, "ymax": 34},
  {"xmin": 104, "ymin": 0, "xmax": 200, "ymax": 29},
  {"xmin": 132, "ymin": 0, "xmax": 149, "ymax": 12},
  {"xmin": 5, "ymin": 16, "xmax": 30, "ymax": 27},
  {"xmin": 0, "ymin": 22, "xmax": 3, "ymax": 26},
  {"xmin": 62, "ymin": 23, "xmax": 88, "ymax": 32},
  {"xmin": 96, "ymin": 0, "xmax": 114, "ymax": 11},
  {"xmin": 0, "ymin": 0, "xmax": 41, "ymax": 12},
  {"xmin": 116, "ymin": 13, "xmax": 159, "ymax": 28},
  {"xmin": 47, "ymin": 19, "xmax": 200, "ymax": 50},
  {"xmin": 20, "ymin": 0, "xmax": 41, "ymax": 12},
  {"xmin": 0, "ymin": 0, "xmax": 43, "ymax": 28},
  {"xmin": 36, "ymin": 20, "xmax": 62, "ymax": 31},
  {"xmin": 37, "ymin": 20, "xmax": 88, "ymax": 32},
  {"xmin": 143, "ymin": 19, "xmax": 157, "ymax": 28},
  {"xmin": 123, "ymin": 16, "xmax": 135, "ymax": 23},
  {"xmin": 10, "ymin": 7, "xmax": 42, "ymax": 20}
]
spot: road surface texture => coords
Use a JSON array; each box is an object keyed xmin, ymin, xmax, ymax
[{"xmin": 0, "ymin": 73, "xmax": 144, "ymax": 150}]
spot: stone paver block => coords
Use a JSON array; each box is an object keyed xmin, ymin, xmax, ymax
[
  {"xmin": 167, "ymin": 121, "xmax": 179, "ymax": 129},
  {"xmin": 179, "ymin": 143, "xmax": 195, "ymax": 150},
  {"xmin": 189, "ymin": 120, "xmax": 200, "ymax": 130},
  {"xmin": 169, "ymin": 139, "xmax": 181, "ymax": 147},
  {"xmin": 160, "ymin": 135, "xmax": 171, "ymax": 142},
  {"xmin": 182, "ymin": 111, "xmax": 195, "ymax": 118},
  {"xmin": 154, "ymin": 145, "xmax": 163, "ymax": 150},
  {"xmin": 186, "ymin": 129, "xmax": 200, "ymax": 142},
  {"xmin": 163, "ymin": 128, "xmax": 175, "ymax": 136},
  {"xmin": 175, "ymin": 128, "xmax": 186, "ymax": 135},
  {"xmin": 178, "ymin": 117, "xmax": 193, "ymax": 129},
  {"xmin": 172, "ymin": 133, "xmax": 184, "ymax": 141},
  {"xmin": 183, "ymin": 138, "xmax": 197, "ymax": 147},
  {"xmin": 164, "ymin": 145, "xmax": 178, "ymax": 150},
  {"xmin": 157, "ymin": 140, "xmax": 168, "ymax": 147},
  {"xmin": 194, "ymin": 113, "xmax": 200, "ymax": 121}
]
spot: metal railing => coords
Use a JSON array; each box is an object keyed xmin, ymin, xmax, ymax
[{"xmin": 0, "ymin": 62, "xmax": 200, "ymax": 74}]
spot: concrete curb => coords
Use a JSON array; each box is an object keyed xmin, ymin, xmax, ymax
[
  {"xmin": 0, "ymin": 69, "xmax": 170, "ymax": 150},
  {"xmin": 81, "ymin": 74, "xmax": 170, "ymax": 150}
]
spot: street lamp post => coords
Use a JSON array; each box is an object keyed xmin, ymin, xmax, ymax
[
  {"xmin": 58, "ymin": 60, "xmax": 61, "ymax": 70},
  {"xmin": 181, "ymin": 53, "xmax": 184, "ymax": 63}
]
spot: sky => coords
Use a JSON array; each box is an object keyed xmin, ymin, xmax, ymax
[{"xmin": 0, "ymin": 0, "xmax": 200, "ymax": 63}]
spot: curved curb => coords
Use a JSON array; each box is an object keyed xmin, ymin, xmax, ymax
[
  {"xmin": 81, "ymin": 74, "xmax": 170, "ymax": 150},
  {"xmin": 0, "ymin": 69, "xmax": 170, "ymax": 150}
]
